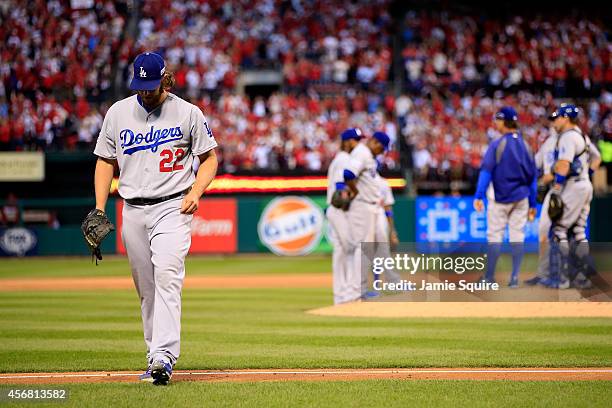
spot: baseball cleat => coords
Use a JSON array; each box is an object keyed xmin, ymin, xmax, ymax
[
  {"xmin": 523, "ymin": 276, "xmax": 541, "ymax": 286},
  {"xmin": 477, "ymin": 276, "xmax": 496, "ymax": 284},
  {"xmin": 557, "ymin": 279, "xmax": 571, "ymax": 290},
  {"xmin": 150, "ymin": 360, "xmax": 173, "ymax": 385},
  {"xmin": 539, "ymin": 277, "xmax": 559, "ymax": 288},
  {"xmin": 362, "ymin": 291, "xmax": 380, "ymax": 299},
  {"xmin": 508, "ymin": 277, "xmax": 519, "ymax": 288},
  {"xmin": 540, "ymin": 277, "xmax": 571, "ymax": 289},
  {"xmin": 139, "ymin": 365, "xmax": 153, "ymax": 382},
  {"xmin": 572, "ymin": 278, "xmax": 593, "ymax": 289}
]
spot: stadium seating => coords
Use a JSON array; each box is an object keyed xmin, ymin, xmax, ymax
[{"xmin": 1, "ymin": 0, "xmax": 609, "ymax": 189}]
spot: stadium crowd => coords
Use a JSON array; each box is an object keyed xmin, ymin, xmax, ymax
[
  {"xmin": 203, "ymin": 90, "xmax": 399, "ymax": 173},
  {"xmin": 401, "ymin": 11, "xmax": 611, "ymax": 97},
  {"xmin": 131, "ymin": 0, "xmax": 393, "ymax": 96},
  {"xmin": 404, "ymin": 90, "xmax": 612, "ymax": 185},
  {"xmin": 0, "ymin": 0, "xmax": 128, "ymax": 151},
  {"xmin": 0, "ymin": 0, "xmax": 610, "ymax": 183}
]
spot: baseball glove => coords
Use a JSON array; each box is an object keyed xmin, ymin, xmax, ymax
[
  {"xmin": 331, "ymin": 189, "xmax": 351, "ymax": 211},
  {"xmin": 548, "ymin": 191, "xmax": 564, "ymax": 223},
  {"xmin": 536, "ymin": 182, "xmax": 550, "ymax": 204},
  {"xmin": 81, "ymin": 209, "xmax": 115, "ymax": 264}
]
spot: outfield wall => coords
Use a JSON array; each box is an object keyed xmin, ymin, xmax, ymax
[{"xmin": 1, "ymin": 196, "xmax": 611, "ymax": 257}]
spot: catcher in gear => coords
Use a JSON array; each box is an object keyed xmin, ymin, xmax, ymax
[
  {"xmin": 81, "ymin": 209, "xmax": 115, "ymax": 263},
  {"xmin": 546, "ymin": 104, "xmax": 594, "ymax": 289}
]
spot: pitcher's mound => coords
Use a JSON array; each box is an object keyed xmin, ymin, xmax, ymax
[{"xmin": 307, "ymin": 301, "xmax": 612, "ymax": 318}]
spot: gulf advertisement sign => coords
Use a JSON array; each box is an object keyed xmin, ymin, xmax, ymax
[
  {"xmin": 258, "ymin": 196, "xmax": 325, "ymax": 256},
  {"xmin": 116, "ymin": 198, "xmax": 237, "ymax": 254}
]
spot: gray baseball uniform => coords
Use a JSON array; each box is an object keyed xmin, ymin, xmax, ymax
[
  {"xmin": 326, "ymin": 150, "xmax": 354, "ymax": 304},
  {"xmin": 94, "ymin": 92, "xmax": 217, "ymax": 366},
  {"xmin": 536, "ymin": 131, "xmax": 601, "ymax": 279},
  {"xmin": 374, "ymin": 173, "xmax": 400, "ymax": 284},
  {"xmin": 553, "ymin": 127, "xmax": 592, "ymax": 242},
  {"xmin": 534, "ymin": 131, "xmax": 558, "ymax": 279},
  {"xmin": 345, "ymin": 143, "xmax": 381, "ymax": 300}
]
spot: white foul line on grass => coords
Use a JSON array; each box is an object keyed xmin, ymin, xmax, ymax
[{"xmin": 1, "ymin": 369, "xmax": 612, "ymax": 380}]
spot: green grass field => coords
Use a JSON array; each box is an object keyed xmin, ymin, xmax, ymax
[
  {"xmin": 1, "ymin": 381, "xmax": 611, "ymax": 408},
  {"xmin": 0, "ymin": 253, "xmax": 544, "ymax": 279},
  {"xmin": 0, "ymin": 255, "xmax": 331, "ymax": 278},
  {"xmin": 1, "ymin": 255, "xmax": 611, "ymax": 407}
]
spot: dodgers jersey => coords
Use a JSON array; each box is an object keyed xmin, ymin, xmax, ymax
[
  {"xmin": 94, "ymin": 93, "xmax": 218, "ymax": 199},
  {"xmin": 557, "ymin": 128, "xmax": 590, "ymax": 181},
  {"xmin": 345, "ymin": 143, "xmax": 381, "ymax": 204},
  {"xmin": 326, "ymin": 150, "xmax": 350, "ymax": 204}
]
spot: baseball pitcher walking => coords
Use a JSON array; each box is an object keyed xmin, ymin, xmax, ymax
[{"xmin": 92, "ymin": 52, "xmax": 218, "ymax": 385}]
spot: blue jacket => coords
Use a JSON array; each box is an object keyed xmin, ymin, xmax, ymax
[{"xmin": 475, "ymin": 132, "xmax": 537, "ymax": 207}]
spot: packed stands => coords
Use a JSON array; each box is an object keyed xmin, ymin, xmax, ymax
[{"xmin": 1, "ymin": 0, "xmax": 609, "ymax": 190}]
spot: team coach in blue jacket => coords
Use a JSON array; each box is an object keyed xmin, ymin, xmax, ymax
[{"xmin": 474, "ymin": 107, "xmax": 538, "ymax": 287}]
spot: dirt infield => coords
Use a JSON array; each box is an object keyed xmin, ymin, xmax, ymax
[
  {"xmin": 308, "ymin": 301, "xmax": 612, "ymax": 318},
  {"xmin": 0, "ymin": 274, "xmax": 331, "ymax": 291},
  {"xmin": 1, "ymin": 368, "xmax": 611, "ymax": 384}
]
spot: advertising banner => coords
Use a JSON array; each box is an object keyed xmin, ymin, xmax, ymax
[
  {"xmin": 116, "ymin": 198, "xmax": 237, "ymax": 254},
  {"xmin": 0, "ymin": 152, "xmax": 44, "ymax": 182},
  {"xmin": 416, "ymin": 196, "xmax": 542, "ymax": 244},
  {"xmin": 258, "ymin": 196, "xmax": 327, "ymax": 256},
  {"xmin": 190, "ymin": 199, "xmax": 237, "ymax": 253},
  {"xmin": 0, "ymin": 227, "xmax": 38, "ymax": 256}
]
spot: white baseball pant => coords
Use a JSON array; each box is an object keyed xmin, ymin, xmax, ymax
[
  {"xmin": 487, "ymin": 198, "xmax": 529, "ymax": 242},
  {"xmin": 536, "ymin": 191, "xmax": 552, "ymax": 279},
  {"xmin": 347, "ymin": 199, "xmax": 378, "ymax": 300},
  {"xmin": 121, "ymin": 196, "xmax": 192, "ymax": 366},
  {"xmin": 326, "ymin": 206, "xmax": 356, "ymax": 304},
  {"xmin": 374, "ymin": 208, "xmax": 401, "ymax": 284}
]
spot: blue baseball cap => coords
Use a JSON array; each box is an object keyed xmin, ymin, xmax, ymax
[
  {"xmin": 495, "ymin": 106, "xmax": 518, "ymax": 122},
  {"xmin": 552, "ymin": 104, "xmax": 579, "ymax": 119},
  {"xmin": 340, "ymin": 128, "xmax": 362, "ymax": 141},
  {"xmin": 373, "ymin": 131, "xmax": 390, "ymax": 151},
  {"xmin": 130, "ymin": 52, "xmax": 165, "ymax": 91}
]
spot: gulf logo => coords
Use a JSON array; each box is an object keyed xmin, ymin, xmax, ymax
[{"xmin": 258, "ymin": 196, "xmax": 324, "ymax": 256}]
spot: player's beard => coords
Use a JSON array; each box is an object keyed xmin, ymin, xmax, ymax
[{"xmin": 138, "ymin": 85, "xmax": 167, "ymax": 110}]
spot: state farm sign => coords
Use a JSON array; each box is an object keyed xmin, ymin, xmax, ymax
[
  {"xmin": 116, "ymin": 198, "xmax": 237, "ymax": 254},
  {"xmin": 191, "ymin": 218, "xmax": 234, "ymax": 237},
  {"xmin": 189, "ymin": 199, "xmax": 237, "ymax": 253}
]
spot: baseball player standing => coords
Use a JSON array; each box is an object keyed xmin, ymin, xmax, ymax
[
  {"xmin": 474, "ymin": 107, "xmax": 537, "ymax": 287},
  {"xmin": 545, "ymin": 104, "xmax": 595, "ymax": 289},
  {"xmin": 92, "ymin": 52, "xmax": 218, "ymax": 385},
  {"xmin": 525, "ymin": 111, "xmax": 601, "ymax": 286},
  {"xmin": 524, "ymin": 116, "xmax": 559, "ymax": 285},
  {"xmin": 373, "ymin": 171, "xmax": 401, "ymax": 284},
  {"xmin": 326, "ymin": 128, "xmax": 362, "ymax": 304},
  {"xmin": 343, "ymin": 131, "xmax": 390, "ymax": 301}
]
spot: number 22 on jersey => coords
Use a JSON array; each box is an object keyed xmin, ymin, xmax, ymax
[{"xmin": 159, "ymin": 148, "xmax": 185, "ymax": 172}]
